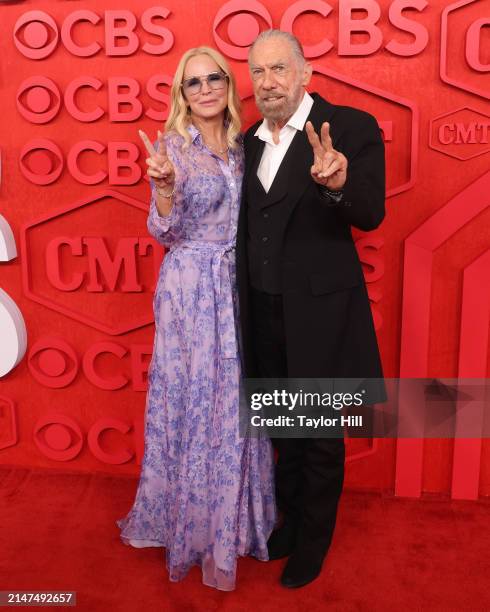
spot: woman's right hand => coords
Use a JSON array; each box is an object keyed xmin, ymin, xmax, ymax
[{"xmin": 139, "ymin": 129, "xmax": 175, "ymax": 196}]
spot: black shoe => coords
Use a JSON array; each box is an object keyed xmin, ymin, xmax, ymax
[
  {"xmin": 280, "ymin": 550, "xmax": 323, "ymax": 588},
  {"xmin": 267, "ymin": 521, "xmax": 296, "ymax": 560}
]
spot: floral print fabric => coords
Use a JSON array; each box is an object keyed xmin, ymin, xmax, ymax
[{"xmin": 117, "ymin": 125, "xmax": 276, "ymax": 591}]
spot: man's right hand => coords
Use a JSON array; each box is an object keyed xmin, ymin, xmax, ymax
[
  {"xmin": 139, "ymin": 129, "xmax": 175, "ymax": 195},
  {"xmin": 305, "ymin": 121, "xmax": 347, "ymax": 192}
]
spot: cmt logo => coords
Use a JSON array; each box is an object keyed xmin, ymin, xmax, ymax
[
  {"xmin": 21, "ymin": 190, "xmax": 163, "ymax": 335},
  {"xmin": 45, "ymin": 236, "xmax": 156, "ymax": 293},
  {"xmin": 441, "ymin": 0, "xmax": 490, "ymax": 100},
  {"xmin": 430, "ymin": 107, "xmax": 490, "ymax": 160}
]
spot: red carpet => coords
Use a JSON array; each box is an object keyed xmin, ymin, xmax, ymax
[{"xmin": 1, "ymin": 465, "xmax": 489, "ymax": 611}]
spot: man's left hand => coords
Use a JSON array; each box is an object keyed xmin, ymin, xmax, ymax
[{"xmin": 305, "ymin": 121, "xmax": 348, "ymax": 192}]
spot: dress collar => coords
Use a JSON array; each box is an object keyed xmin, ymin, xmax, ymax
[{"xmin": 187, "ymin": 123, "xmax": 201, "ymax": 144}]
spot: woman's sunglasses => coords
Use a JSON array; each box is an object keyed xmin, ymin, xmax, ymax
[{"xmin": 181, "ymin": 71, "xmax": 229, "ymax": 96}]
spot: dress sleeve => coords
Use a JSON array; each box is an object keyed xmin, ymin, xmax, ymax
[{"xmin": 146, "ymin": 133, "xmax": 186, "ymax": 247}]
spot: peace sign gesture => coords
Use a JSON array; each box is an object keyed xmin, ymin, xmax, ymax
[
  {"xmin": 305, "ymin": 121, "xmax": 348, "ymax": 192},
  {"xmin": 139, "ymin": 129, "xmax": 175, "ymax": 196}
]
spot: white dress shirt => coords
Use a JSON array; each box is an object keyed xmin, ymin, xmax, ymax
[{"xmin": 255, "ymin": 91, "xmax": 314, "ymax": 193}]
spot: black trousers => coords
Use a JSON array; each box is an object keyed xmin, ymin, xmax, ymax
[{"xmin": 250, "ymin": 288, "xmax": 345, "ymax": 563}]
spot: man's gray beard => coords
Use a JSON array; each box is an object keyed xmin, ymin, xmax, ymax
[{"xmin": 255, "ymin": 87, "xmax": 303, "ymax": 124}]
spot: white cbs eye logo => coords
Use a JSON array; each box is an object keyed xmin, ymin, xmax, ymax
[
  {"xmin": 0, "ymin": 214, "xmax": 27, "ymax": 377},
  {"xmin": 213, "ymin": 0, "xmax": 272, "ymax": 60}
]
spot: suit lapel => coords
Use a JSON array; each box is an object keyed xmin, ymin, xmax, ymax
[
  {"xmin": 307, "ymin": 94, "xmax": 338, "ymax": 143},
  {"xmin": 244, "ymin": 132, "xmax": 265, "ymax": 186},
  {"xmin": 274, "ymin": 125, "xmax": 312, "ymax": 209}
]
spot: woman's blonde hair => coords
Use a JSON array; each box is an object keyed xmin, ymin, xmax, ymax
[{"xmin": 165, "ymin": 46, "xmax": 241, "ymax": 149}]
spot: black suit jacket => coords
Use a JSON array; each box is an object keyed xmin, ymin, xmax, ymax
[{"xmin": 236, "ymin": 93, "xmax": 385, "ymax": 387}]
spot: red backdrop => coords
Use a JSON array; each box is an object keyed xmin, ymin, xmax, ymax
[{"xmin": 0, "ymin": 0, "xmax": 489, "ymax": 499}]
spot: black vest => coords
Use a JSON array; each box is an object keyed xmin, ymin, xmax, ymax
[{"xmin": 246, "ymin": 139, "xmax": 297, "ymax": 294}]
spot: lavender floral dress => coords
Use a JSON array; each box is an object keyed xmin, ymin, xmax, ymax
[{"xmin": 117, "ymin": 125, "xmax": 276, "ymax": 591}]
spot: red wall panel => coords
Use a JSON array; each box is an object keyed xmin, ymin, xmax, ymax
[{"xmin": 0, "ymin": 0, "xmax": 489, "ymax": 499}]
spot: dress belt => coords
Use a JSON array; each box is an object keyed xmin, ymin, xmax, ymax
[{"xmin": 168, "ymin": 239, "xmax": 238, "ymax": 452}]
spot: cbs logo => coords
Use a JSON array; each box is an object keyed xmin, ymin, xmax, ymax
[
  {"xmin": 16, "ymin": 74, "xmax": 172, "ymax": 125},
  {"xmin": 34, "ymin": 412, "xmax": 142, "ymax": 464},
  {"xmin": 28, "ymin": 337, "xmax": 151, "ymax": 391},
  {"xmin": 213, "ymin": 0, "xmax": 429, "ymax": 60},
  {"xmin": 13, "ymin": 8, "xmax": 174, "ymax": 60},
  {"xmin": 18, "ymin": 137, "xmax": 145, "ymax": 186}
]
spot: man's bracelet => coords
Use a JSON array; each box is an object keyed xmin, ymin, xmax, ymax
[
  {"xmin": 318, "ymin": 185, "xmax": 344, "ymax": 203},
  {"xmin": 155, "ymin": 185, "xmax": 175, "ymax": 199}
]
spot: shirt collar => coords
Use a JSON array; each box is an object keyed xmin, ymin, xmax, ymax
[
  {"xmin": 255, "ymin": 91, "xmax": 314, "ymax": 142},
  {"xmin": 187, "ymin": 121, "xmax": 233, "ymax": 145}
]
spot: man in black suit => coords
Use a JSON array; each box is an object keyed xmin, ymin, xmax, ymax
[{"xmin": 236, "ymin": 30, "xmax": 385, "ymax": 588}]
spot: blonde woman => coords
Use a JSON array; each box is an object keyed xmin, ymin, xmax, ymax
[{"xmin": 117, "ymin": 47, "xmax": 276, "ymax": 591}]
